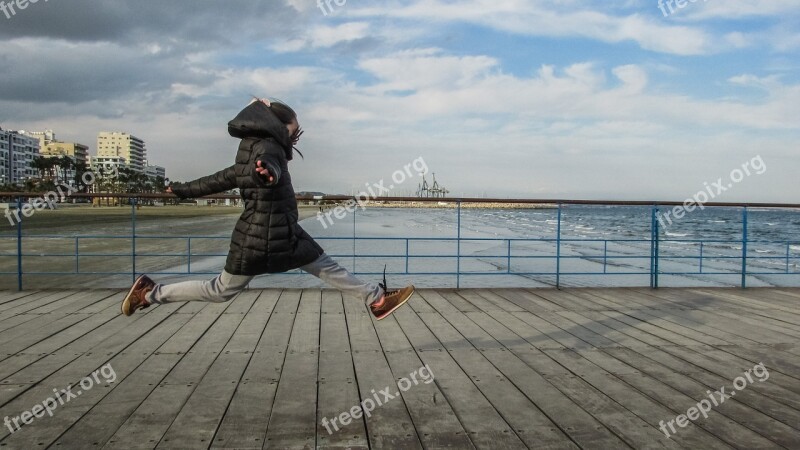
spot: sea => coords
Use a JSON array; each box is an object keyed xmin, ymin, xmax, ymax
[{"xmin": 231, "ymin": 205, "xmax": 800, "ymax": 289}]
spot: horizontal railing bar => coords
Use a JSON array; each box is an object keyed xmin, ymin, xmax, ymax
[
  {"xmin": 3, "ymin": 192, "xmax": 800, "ymax": 209},
  {"xmin": 16, "ymin": 271, "xmax": 796, "ymax": 277}
]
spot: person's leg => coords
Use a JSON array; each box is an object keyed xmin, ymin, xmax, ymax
[
  {"xmin": 300, "ymin": 253, "xmax": 383, "ymax": 304},
  {"xmin": 147, "ymin": 271, "xmax": 254, "ymax": 304}
]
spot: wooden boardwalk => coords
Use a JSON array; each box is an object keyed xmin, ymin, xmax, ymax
[{"xmin": 0, "ymin": 288, "xmax": 798, "ymax": 449}]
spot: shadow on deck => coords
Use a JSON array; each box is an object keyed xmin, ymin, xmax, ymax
[{"xmin": 0, "ymin": 288, "xmax": 799, "ymax": 449}]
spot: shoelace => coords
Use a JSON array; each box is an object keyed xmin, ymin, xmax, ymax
[{"xmin": 378, "ymin": 265, "xmax": 399, "ymax": 296}]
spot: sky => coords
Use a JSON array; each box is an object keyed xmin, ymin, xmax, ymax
[{"xmin": 0, "ymin": 0, "xmax": 798, "ymax": 201}]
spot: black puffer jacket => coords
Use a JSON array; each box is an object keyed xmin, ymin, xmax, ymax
[{"xmin": 170, "ymin": 101, "xmax": 324, "ymax": 275}]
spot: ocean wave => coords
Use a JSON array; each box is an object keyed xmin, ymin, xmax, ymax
[{"xmin": 665, "ymin": 232, "xmax": 692, "ymax": 237}]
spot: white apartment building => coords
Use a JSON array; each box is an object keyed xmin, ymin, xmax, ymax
[
  {"xmin": 89, "ymin": 155, "xmax": 127, "ymax": 174},
  {"xmin": 0, "ymin": 128, "xmax": 40, "ymax": 185},
  {"xmin": 144, "ymin": 164, "xmax": 166, "ymax": 180}
]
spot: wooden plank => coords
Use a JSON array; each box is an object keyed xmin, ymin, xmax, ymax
[
  {"xmin": 555, "ymin": 308, "xmax": 800, "ymax": 438},
  {"xmin": 264, "ymin": 289, "xmax": 320, "ymax": 449},
  {"xmin": 0, "ymin": 291, "xmax": 76, "ymax": 320},
  {"xmin": 0, "ymin": 292, "xmax": 117, "ymax": 353},
  {"xmin": 466, "ymin": 312, "xmax": 680, "ymax": 449},
  {"xmin": 437, "ymin": 289, "xmax": 480, "ymax": 312},
  {"xmin": 592, "ymin": 308, "xmax": 800, "ymax": 397},
  {"xmin": 156, "ymin": 292, "xmax": 263, "ymax": 448},
  {"xmin": 211, "ymin": 290, "xmax": 289, "ymax": 449},
  {"xmin": 566, "ymin": 306, "xmax": 800, "ymax": 412},
  {"xmin": 0, "ymin": 304, "xmax": 130, "ymax": 383},
  {"xmin": 0, "ymin": 291, "xmax": 113, "ymax": 335},
  {"xmin": 49, "ymin": 314, "xmax": 195, "ymax": 448},
  {"xmin": 576, "ymin": 290, "xmax": 800, "ymax": 390},
  {"xmin": 454, "ymin": 290, "xmax": 507, "ymax": 312},
  {"xmin": 103, "ymin": 299, "xmax": 240, "ymax": 448},
  {"xmin": 463, "ymin": 291, "xmax": 733, "ymax": 449},
  {"xmin": 411, "ymin": 293, "xmax": 576, "ymax": 449},
  {"xmin": 613, "ymin": 289, "xmax": 800, "ymax": 345},
  {"xmin": 599, "ymin": 347, "xmax": 799, "ymax": 448},
  {"xmin": 343, "ymin": 296, "xmax": 424, "ymax": 449},
  {"xmin": 425, "ymin": 290, "xmax": 670, "ymax": 449},
  {"xmin": 472, "ymin": 289, "xmax": 526, "ymax": 312},
  {"xmin": 492, "ymin": 288, "xmax": 565, "ymax": 312},
  {"xmin": 524, "ymin": 289, "xmax": 598, "ymax": 311},
  {"xmin": 542, "ymin": 349, "xmax": 735, "ymax": 449},
  {"xmin": 0, "ymin": 291, "xmax": 56, "ymax": 314},
  {"xmin": 316, "ymin": 290, "xmax": 369, "ymax": 450},
  {"xmin": 393, "ymin": 304, "xmax": 526, "ymax": 450},
  {"xmin": 692, "ymin": 288, "xmax": 800, "ymax": 317},
  {"xmin": 373, "ymin": 297, "xmax": 475, "ymax": 449},
  {"xmin": 0, "ymin": 291, "xmax": 38, "ymax": 307},
  {"xmin": 0, "ymin": 302, "xmax": 186, "ymax": 446}
]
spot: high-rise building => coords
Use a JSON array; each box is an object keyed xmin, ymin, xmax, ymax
[
  {"xmin": 0, "ymin": 128, "xmax": 40, "ymax": 185},
  {"xmin": 97, "ymin": 132, "xmax": 146, "ymax": 173}
]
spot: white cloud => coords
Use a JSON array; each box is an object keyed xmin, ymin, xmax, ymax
[
  {"xmin": 682, "ymin": 0, "xmax": 800, "ymax": 20},
  {"xmin": 353, "ymin": 0, "xmax": 715, "ymax": 55},
  {"xmin": 272, "ymin": 22, "xmax": 371, "ymax": 52},
  {"xmin": 357, "ymin": 48, "xmax": 498, "ymax": 91}
]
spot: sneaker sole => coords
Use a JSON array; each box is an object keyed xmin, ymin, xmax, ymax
[
  {"xmin": 121, "ymin": 276, "xmax": 143, "ymax": 316},
  {"xmin": 374, "ymin": 286, "xmax": 415, "ymax": 321}
]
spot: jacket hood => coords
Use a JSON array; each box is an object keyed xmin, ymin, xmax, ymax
[{"xmin": 228, "ymin": 101, "xmax": 293, "ymax": 157}]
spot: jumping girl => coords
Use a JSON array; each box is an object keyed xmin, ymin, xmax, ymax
[{"xmin": 121, "ymin": 98, "xmax": 415, "ymax": 319}]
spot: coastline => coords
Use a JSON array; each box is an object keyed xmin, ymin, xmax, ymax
[{"xmin": 317, "ymin": 201, "xmax": 556, "ymax": 210}]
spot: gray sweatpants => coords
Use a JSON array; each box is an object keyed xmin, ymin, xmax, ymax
[{"xmin": 147, "ymin": 253, "xmax": 383, "ymax": 305}]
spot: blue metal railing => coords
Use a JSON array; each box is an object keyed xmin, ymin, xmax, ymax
[{"xmin": 2, "ymin": 194, "xmax": 799, "ymax": 290}]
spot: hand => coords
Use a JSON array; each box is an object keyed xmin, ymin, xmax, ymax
[
  {"xmin": 255, "ymin": 160, "xmax": 275, "ymax": 183},
  {"xmin": 166, "ymin": 186, "xmax": 173, "ymax": 194}
]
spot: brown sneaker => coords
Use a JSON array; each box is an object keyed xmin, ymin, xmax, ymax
[
  {"xmin": 370, "ymin": 285, "xmax": 415, "ymax": 320},
  {"xmin": 121, "ymin": 275, "xmax": 155, "ymax": 316},
  {"xmin": 369, "ymin": 266, "xmax": 415, "ymax": 320}
]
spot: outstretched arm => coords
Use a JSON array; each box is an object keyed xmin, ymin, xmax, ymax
[{"xmin": 170, "ymin": 165, "xmax": 236, "ymax": 199}]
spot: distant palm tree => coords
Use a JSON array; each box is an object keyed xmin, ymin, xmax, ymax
[
  {"xmin": 57, "ymin": 156, "xmax": 74, "ymax": 184},
  {"xmin": 154, "ymin": 176, "xmax": 167, "ymax": 193},
  {"xmin": 44, "ymin": 158, "xmax": 57, "ymax": 180},
  {"xmin": 73, "ymin": 162, "xmax": 89, "ymax": 192},
  {"xmin": 31, "ymin": 156, "xmax": 48, "ymax": 180}
]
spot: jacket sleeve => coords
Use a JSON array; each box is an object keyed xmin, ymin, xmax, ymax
[
  {"xmin": 170, "ymin": 165, "xmax": 237, "ymax": 199},
  {"xmin": 252, "ymin": 139, "xmax": 284, "ymax": 187}
]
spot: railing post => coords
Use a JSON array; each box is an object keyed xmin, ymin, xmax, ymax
[
  {"xmin": 787, "ymin": 242, "xmax": 791, "ymax": 274},
  {"xmin": 603, "ymin": 240, "xmax": 608, "ymax": 274},
  {"xmin": 187, "ymin": 237, "xmax": 192, "ymax": 274},
  {"xmin": 131, "ymin": 197, "xmax": 137, "ymax": 283},
  {"xmin": 650, "ymin": 206, "xmax": 660, "ymax": 289},
  {"xmin": 75, "ymin": 237, "xmax": 80, "ymax": 274},
  {"xmin": 699, "ymin": 242, "xmax": 704, "ymax": 274},
  {"xmin": 352, "ymin": 203, "xmax": 357, "ymax": 274},
  {"xmin": 741, "ymin": 207, "xmax": 748, "ymax": 289},
  {"xmin": 556, "ymin": 203, "xmax": 562, "ymax": 289},
  {"xmin": 507, "ymin": 239, "xmax": 512, "ymax": 274},
  {"xmin": 16, "ymin": 196, "xmax": 22, "ymax": 291},
  {"xmin": 405, "ymin": 238, "xmax": 409, "ymax": 274},
  {"xmin": 456, "ymin": 200, "xmax": 461, "ymax": 289}
]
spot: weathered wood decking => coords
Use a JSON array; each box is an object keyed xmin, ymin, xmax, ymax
[{"xmin": 0, "ymin": 288, "xmax": 798, "ymax": 449}]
